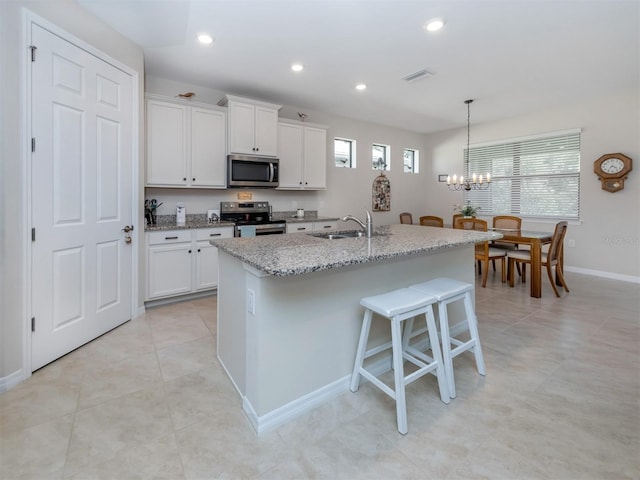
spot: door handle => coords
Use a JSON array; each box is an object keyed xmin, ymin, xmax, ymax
[
  {"xmin": 124, "ymin": 235, "xmax": 132, "ymax": 244},
  {"xmin": 122, "ymin": 225, "xmax": 134, "ymax": 233}
]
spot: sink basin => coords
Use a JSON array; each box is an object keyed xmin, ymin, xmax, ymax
[{"xmin": 311, "ymin": 230, "xmax": 367, "ymax": 239}]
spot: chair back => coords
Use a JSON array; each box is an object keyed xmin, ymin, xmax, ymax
[
  {"xmin": 547, "ymin": 221, "xmax": 568, "ymax": 265},
  {"xmin": 454, "ymin": 217, "xmax": 487, "ymax": 231},
  {"xmin": 493, "ymin": 215, "xmax": 522, "ymax": 231},
  {"xmin": 419, "ymin": 215, "xmax": 444, "ymax": 227},
  {"xmin": 399, "ymin": 212, "xmax": 413, "ymax": 224}
]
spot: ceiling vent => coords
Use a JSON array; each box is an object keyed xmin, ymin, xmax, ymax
[{"xmin": 402, "ymin": 69, "xmax": 433, "ymax": 83}]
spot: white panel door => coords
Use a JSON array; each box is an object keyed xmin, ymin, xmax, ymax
[
  {"xmin": 146, "ymin": 100, "xmax": 187, "ymax": 186},
  {"xmin": 31, "ymin": 23, "xmax": 134, "ymax": 370},
  {"xmin": 276, "ymin": 123, "xmax": 303, "ymax": 188},
  {"xmin": 303, "ymin": 126, "xmax": 327, "ymax": 189},
  {"xmin": 191, "ymin": 108, "xmax": 226, "ymax": 187}
]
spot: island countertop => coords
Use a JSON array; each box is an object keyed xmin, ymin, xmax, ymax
[{"xmin": 211, "ymin": 224, "xmax": 502, "ymax": 277}]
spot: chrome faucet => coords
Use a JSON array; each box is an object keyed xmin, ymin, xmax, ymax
[{"xmin": 342, "ymin": 209, "xmax": 373, "ymax": 238}]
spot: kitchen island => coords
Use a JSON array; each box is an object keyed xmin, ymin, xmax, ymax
[{"xmin": 211, "ymin": 224, "xmax": 501, "ymax": 433}]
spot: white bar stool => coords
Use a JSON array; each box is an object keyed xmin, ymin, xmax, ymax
[
  {"xmin": 350, "ymin": 288, "xmax": 450, "ymax": 435},
  {"xmin": 409, "ymin": 278, "xmax": 485, "ymax": 398}
]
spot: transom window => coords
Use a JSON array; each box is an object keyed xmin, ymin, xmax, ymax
[
  {"xmin": 335, "ymin": 138, "xmax": 356, "ymax": 168},
  {"xmin": 372, "ymin": 143, "xmax": 390, "ymax": 171},
  {"xmin": 404, "ymin": 148, "xmax": 419, "ymax": 173},
  {"xmin": 464, "ymin": 129, "xmax": 581, "ymax": 220}
]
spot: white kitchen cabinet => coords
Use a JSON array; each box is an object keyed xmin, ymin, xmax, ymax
[
  {"xmin": 146, "ymin": 227, "xmax": 233, "ymax": 300},
  {"xmin": 145, "ymin": 96, "xmax": 226, "ymax": 188},
  {"xmin": 277, "ymin": 121, "xmax": 327, "ymax": 190},
  {"xmin": 313, "ymin": 220, "xmax": 338, "ymax": 231},
  {"xmin": 221, "ymin": 95, "xmax": 281, "ymax": 156},
  {"xmin": 286, "ymin": 222, "xmax": 314, "ymax": 234}
]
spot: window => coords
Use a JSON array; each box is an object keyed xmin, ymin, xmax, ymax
[
  {"xmin": 372, "ymin": 143, "xmax": 390, "ymax": 171},
  {"xmin": 335, "ymin": 138, "xmax": 356, "ymax": 168},
  {"xmin": 403, "ymin": 148, "xmax": 419, "ymax": 173},
  {"xmin": 464, "ymin": 130, "xmax": 581, "ymax": 220}
]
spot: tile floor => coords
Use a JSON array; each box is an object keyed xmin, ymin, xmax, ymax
[{"xmin": 1, "ymin": 271, "xmax": 639, "ymax": 479}]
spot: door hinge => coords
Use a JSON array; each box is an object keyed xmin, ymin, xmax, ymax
[
  {"xmin": 31, "ymin": 317, "xmax": 35, "ymax": 332},
  {"xmin": 29, "ymin": 45, "xmax": 37, "ymax": 62},
  {"xmin": 32, "ymin": 227, "xmax": 36, "ymax": 242},
  {"xmin": 31, "ymin": 137, "xmax": 36, "ymax": 152}
]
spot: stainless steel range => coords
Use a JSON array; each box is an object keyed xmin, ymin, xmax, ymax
[{"xmin": 220, "ymin": 201, "xmax": 286, "ymax": 237}]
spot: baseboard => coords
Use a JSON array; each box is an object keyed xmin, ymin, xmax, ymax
[
  {"xmin": 144, "ymin": 289, "xmax": 216, "ymax": 309},
  {"xmin": 564, "ymin": 266, "xmax": 640, "ymax": 284},
  {"xmin": 0, "ymin": 368, "xmax": 28, "ymax": 393}
]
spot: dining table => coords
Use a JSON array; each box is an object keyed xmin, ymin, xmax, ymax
[{"xmin": 489, "ymin": 228, "xmax": 554, "ymax": 298}]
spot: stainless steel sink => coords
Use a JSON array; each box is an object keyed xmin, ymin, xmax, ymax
[{"xmin": 310, "ymin": 230, "xmax": 368, "ymax": 239}]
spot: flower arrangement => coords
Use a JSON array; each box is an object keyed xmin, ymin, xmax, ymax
[{"xmin": 454, "ymin": 202, "xmax": 479, "ymax": 217}]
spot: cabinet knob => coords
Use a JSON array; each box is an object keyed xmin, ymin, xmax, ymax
[
  {"xmin": 188, "ymin": 249, "xmax": 192, "ymax": 254},
  {"xmin": 183, "ymin": 177, "xmax": 187, "ymax": 181},
  {"xmin": 197, "ymin": 248, "xmax": 201, "ymax": 252}
]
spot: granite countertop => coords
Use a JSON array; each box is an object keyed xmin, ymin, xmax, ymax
[
  {"xmin": 145, "ymin": 214, "xmax": 235, "ymax": 232},
  {"xmin": 211, "ymin": 224, "xmax": 503, "ymax": 277},
  {"xmin": 145, "ymin": 212, "xmax": 339, "ymax": 231}
]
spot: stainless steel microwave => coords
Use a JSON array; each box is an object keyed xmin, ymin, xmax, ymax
[{"xmin": 227, "ymin": 155, "xmax": 279, "ymax": 188}]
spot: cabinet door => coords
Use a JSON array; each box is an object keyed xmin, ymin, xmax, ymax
[
  {"xmin": 277, "ymin": 123, "xmax": 303, "ymax": 189},
  {"xmin": 146, "ymin": 100, "xmax": 187, "ymax": 186},
  {"xmin": 194, "ymin": 227, "xmax": 233, "ymax": 290},
  {"xmin": 228, "ymin": 101, "xmax": 256, "ymax": 154},
  {"xmin": 303, "ymin": 126, "xmax": 327, "ymax": 189},
  {"xmin": 147, "ymin": 243, "xmax": 192, "ymax": 298},
  {"xmin": 254, "ymin": 106, "xmax": 279, "ymax": 156},
  {"xmin": 191, "ymin": 108, "xmax": 226, "ymax": 187}
]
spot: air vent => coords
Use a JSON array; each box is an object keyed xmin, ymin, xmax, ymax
[{"xmin": 402, "ymin": 69, "xmax": 433, "ymax": 83}]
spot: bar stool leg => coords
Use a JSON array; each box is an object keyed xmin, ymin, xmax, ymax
[
  {"xmin": 390, "ymin": 316, "xmax": 408, "ymax": 434},
  {"xmin": 350, "ymin": 309, "xmax": 373, "ymax": 392},
  {"xmin": 463, "ymin": 292, "xmax": 485, "ymax": 375},
  {"xmin": 437, "ymin": 301, "xmax": 456, "ymax": 398},
  {"xmin": 425, "ymin": 307, "xmax": 450, "ymax": 404}
]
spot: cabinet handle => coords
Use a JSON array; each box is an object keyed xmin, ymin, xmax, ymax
[
  {"xmin": 165, "ymin": 236, "xmax": 178, "ymax": 240},
  {"xmin": 210, "ymin": 233, "xmax": 222, "ymax": 237},
  {"xmin": 188, "ymin": 249, "xmax": 192, "ymax": 254},
  {"xmin": 323, "ymin": 225, "xmax": 332, "ymax": 229},
  {"xmin": 297, "ymin": 227, "xmax": 307, "ymax": 231}
]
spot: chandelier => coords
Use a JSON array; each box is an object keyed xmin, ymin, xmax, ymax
[{"xmin": 447, "ymin": 99, "xmax": 491, "ymax": 191}]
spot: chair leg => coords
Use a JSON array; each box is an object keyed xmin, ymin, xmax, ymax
[
  {"xmin": 547, "ymin": 264, "xmax": 561, "ymax": 297},
  {"xmin": 556, "ymin": 265, "xmax": 570, "ymax": 293},
  {"xmin": 390, "ymin": 317, "xmax": 408, "ymax": 435},
  {"xmin": 522, "ymin": 263, "xmax": 527, "ymax": 283},
  {"xmin": 350, "ymin": 310, "xmax": 373, "ymax": 392},
  {"xmin": 481, "ymin": 259, "xmax": 489, "ymax": 288},
  {"xmin": 508, "ymin": 258, "xmax": 516, "ymax": 287},
  {"xmin": 492, "ymin": 259, "xmax": 496, "ymax": 272},
  {"xmin": 500, "ymin": 257, "xmax": 506, "ymax": 283}
]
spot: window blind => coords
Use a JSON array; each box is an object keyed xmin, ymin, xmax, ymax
[{"xmin": 464, "ymin": 130, "xmax": 581, "ymax": 220}]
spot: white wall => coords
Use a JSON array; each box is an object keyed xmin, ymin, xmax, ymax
[
  {"xmin": 424, "ymin": 90, "xmax": 640, "ymax": 279},
  {"xmin": 0, "ymin": 0, "xmax": 144, "ymax": 381}
]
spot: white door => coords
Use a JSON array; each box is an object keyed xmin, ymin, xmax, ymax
[{"xmin": 30, "ymin": 23, "xmax": 135, "ymax": 370}]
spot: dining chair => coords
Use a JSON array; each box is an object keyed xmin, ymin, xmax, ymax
[
  {"xmin": 399, "ymin": 212, "xmax": 413, "ymax": 224},
  {"xmin": 419, "ymin": 215, "xmax": 444, "ymax": 227},
  {"xmin": 507, "ymin": 221, "xmax": 569, "ymax": 297},
  {"xmin": 454, "ymin": 218, "xmax": 507, "ymax": 288},
  {"xmin": 492, "ymin": 215, "xmax": 523, "ymax": 274}
]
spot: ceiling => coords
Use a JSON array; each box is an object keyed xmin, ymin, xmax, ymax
[{"xmin": 76, "ymin": 0, "xmax": 639, "ymax": 134}]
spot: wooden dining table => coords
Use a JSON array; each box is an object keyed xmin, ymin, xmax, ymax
[{"xmin": 490, "ymin": 228, "xmax": 553, "ymax": 298}]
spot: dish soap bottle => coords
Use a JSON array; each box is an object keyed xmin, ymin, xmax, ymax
[{"xmin": 176, "ymin": 202, "xmax": 186, "ymax": 226}]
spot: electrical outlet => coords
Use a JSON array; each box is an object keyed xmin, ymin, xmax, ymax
[
  {"xmin": 567, "ymin": 239, "xmax": 575, "ymax": 247},
  {"xmin": 247, "ymin": 289, "xmax": 255, "ymax": 315}
]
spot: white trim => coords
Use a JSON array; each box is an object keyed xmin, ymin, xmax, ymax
[
  {"xmin": 0, "ymin": 368, "xmax": 26, "ymax": 393},
  {"xmin": 21, "ymin": 9, "xmax": 140, "ymax": 379},
  {"xmin": 564, "ymin": 266, "xmax": 640, "ymax": 284}
]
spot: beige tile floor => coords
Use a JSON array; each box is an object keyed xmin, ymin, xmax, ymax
[{"xmin": 1, "ymin": 271, "xmax": 639, "ymax": 479}]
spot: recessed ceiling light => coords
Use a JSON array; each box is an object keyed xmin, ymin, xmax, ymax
[
  {"xmin": 197, "ymin": 33, "xmax": 214, "ymax": 45},
  {"xmin": 355, "ymin": 83, "xmax": 367, "ymax": 91},
  {"xmin": 424, "ymin": 18, "xmax": 446, "ymax": 32},
  {"xmin": 291, "ymin": 63, "xmax": 304, "ymax": 72}
]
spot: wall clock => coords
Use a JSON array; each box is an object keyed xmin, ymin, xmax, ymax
[{"xmin": 593, "ymin": 153, "xmax": 632, "ymax": 193}]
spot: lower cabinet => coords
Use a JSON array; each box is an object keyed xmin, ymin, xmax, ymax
[
  {"xmin": 286, "ymin": 220, "xmax": 339, "ymax": 234},
  {"xmin": 146, "ymin": 227, "xmax": 234, "ymax": 300}
]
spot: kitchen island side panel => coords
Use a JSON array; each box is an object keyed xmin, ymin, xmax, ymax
[{"xmin": 235, "ymin": 245, "xmax": 474, "ymax": 418}]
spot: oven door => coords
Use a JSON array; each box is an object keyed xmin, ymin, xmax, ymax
[{"xmin": 234, "ymin": 223, "xmax": 286, "ymax": 237}]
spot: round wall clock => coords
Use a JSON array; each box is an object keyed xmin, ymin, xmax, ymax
[{"xmin": 593, "ymin": 153, "xmax": 632, "ymax": 192}]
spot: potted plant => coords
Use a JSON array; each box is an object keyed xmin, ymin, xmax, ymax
[{"xmin": 454, "ymin": 202, "xmax": 479, "ymax": 217}]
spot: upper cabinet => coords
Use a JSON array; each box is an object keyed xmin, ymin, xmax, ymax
[
  {"xmin": 146, "ymin": 95, "xmax": 226, "ymax": 188},
  {"xmin": 220, "ymin": 95, "xmax": 281, "ymax": 157},
  {"xmin": 277, "ymin": 120, "xmax": 327, "ymax": 190}
]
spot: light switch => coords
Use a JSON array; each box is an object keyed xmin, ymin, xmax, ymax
[{"xmin": 247, "ymin": 289, "xmax": 255, "ymax": 315}]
